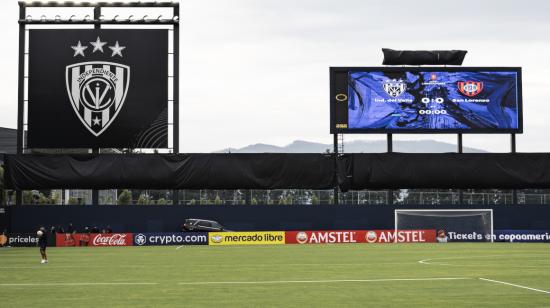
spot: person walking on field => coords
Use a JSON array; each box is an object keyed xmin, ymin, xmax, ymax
[{"xmin": 37, "ymin": 227, "xmax": 48, "ymax": 264}]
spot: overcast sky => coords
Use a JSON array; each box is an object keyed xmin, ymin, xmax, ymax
[{"xmin": 1, "ymin": 0, "xmax": 549, "ymax": 152}]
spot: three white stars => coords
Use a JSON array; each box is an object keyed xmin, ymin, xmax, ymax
[{"xmin": 71, "ymin": 38, "xmax": 126, "ymax": 57}]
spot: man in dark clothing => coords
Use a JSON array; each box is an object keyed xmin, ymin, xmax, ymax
[{"xmin": 38, "ymin": 227, "xmax": 48, "ymax": 264}]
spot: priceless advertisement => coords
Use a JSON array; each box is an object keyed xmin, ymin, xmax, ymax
[
  {"xmin": 2, "ymin": 233, "xmax": 56, "ymax": 247},
  {"xmin": 331, "ymin": 67, "xmax": 522, "ymax": 134},
  {"xmin": 209, "ymin": 231, "xmax": 285, "ymax": 245},
  {"xmin": 28, "ymin": 29, "xmax": 168, "ymax": 148},
  {"xmin": 286, "ymin": 230, "xmax": 437, "ymax": 244},
  {"xmin": 56, "ymin": 233, "xmax": 133, "ymax": 247},
  {"xmin": 133, "ymin": 233, "xmax": 208, "ymax": 246}
]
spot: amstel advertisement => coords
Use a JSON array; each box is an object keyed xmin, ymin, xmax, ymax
[
  {"xmin": 209, "ymin": 231, "xmax": 285, "ymax": 245},
  {"xmin": 286, "ymin": 230, "xmax": 437, "ymax": 244}
]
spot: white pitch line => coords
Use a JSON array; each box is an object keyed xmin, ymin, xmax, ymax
[
  {"xmin": 0, "ymin": 282, "xmax": 158, "ymax": 287},
  {"xmin": 176, "ymin": 245, "xmax": 184, "ymax": 250},
  {"xmin": 178, "ymin": 277, "xmax": 471, "ymax": 285},
  {"xmin": 479, "ymin": 278, "xmax": 550, "ymax": 295}
]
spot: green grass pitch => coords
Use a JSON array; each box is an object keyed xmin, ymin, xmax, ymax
[{"xmin": 1, "ymin": 244, "xmax": 550, "ymax": 307}]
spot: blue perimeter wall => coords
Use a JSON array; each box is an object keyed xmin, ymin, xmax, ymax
[{"xmin": 3, "ymin": 205, "xmax": 550, "ymax": 233}]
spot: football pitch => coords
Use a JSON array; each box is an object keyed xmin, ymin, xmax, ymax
[{"xmin": 1, "ymin": 244, "xmax": 550, "ymax": 307}]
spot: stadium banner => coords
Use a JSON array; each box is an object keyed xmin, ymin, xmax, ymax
[
  {"xmin": 2, "ymin": 233, "xmax": 56, "ymax": 247},
  {"xmin": 56, "ymin": 233, "xmax": 133, "ymax": 247},
  {"xmin": 286, "ymin": 230, "xmax": 436, "ymax": 244},
  {"xmin": 133, "ymin": 232, "xmax": 208, "ymax": 246},
  {"xmin": 494, "ymin": 230, "xmax": 550, "ymax": 242},
  {"xmin": 27, "ymin": 29, "xmax": 168, "ymax": 148},
  {"xmin": 209, "ymin": 231, "xmax": 285, "ymax": 245}
]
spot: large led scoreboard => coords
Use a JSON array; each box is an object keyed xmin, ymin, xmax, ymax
[{"xmin": 330, "ymin": 67, "xmax": 522, "ymax": 134}]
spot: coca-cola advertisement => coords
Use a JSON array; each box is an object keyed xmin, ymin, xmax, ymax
[
  {"xmin": 90, "ymin": 233, "xmax": 133, "ymax": 246},
  {"xmin": 56, "ymin": 233, "xmax": 133, "ymax": 247}
]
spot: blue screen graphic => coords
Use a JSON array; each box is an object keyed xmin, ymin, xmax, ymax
[{"xmin": 348, "ymin": 71, "xmax": 519, "ymax": 130}]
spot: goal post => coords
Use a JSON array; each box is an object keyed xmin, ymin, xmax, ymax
[{"xmin": 394, "ymin": 209, "xmax": 494, "ymax": 243}]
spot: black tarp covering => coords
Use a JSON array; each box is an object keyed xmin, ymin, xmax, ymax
[
  {"xmin": 342, "ymin": 153, "xmax": 550, "ymax": 190},
  {"xmin": 382, "ymin": 48, "xmax": 467, "ymax": 65},
  {"xmin": 5, "ymin": 153, "xmax": 550, "ymax": 190},
  {"xmin": 3, "ymin": 154, "xmax": 336, "ymax": 190}
]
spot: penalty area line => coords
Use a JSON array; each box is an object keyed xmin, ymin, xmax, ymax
[
  {"xmin": 479, "ymin": 278, "xmax": 550, "ymax": 295},
  {"xmin": 178, "ymin": 277, "xmax": 471, "ymax": 285},
  {"xmin": 0, "ymin": 282, "xmax": 158, "ymax": 287}
]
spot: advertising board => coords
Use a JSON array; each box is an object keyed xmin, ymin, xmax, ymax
[
  {"xmin": 209, "ymin": 231, "xmax": 285, "ymax": 245},
  {"xmin": 286, "ymin": 230, "xmax": 436, "ymax": 244},
  {"xmin": 133, "ymin": 233, "xmax": 208, "ymax": 246}
]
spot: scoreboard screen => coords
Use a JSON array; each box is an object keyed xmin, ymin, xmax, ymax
[{"xmin": 330, "ymin": 67, "xmax": 522, "ymax": 134}]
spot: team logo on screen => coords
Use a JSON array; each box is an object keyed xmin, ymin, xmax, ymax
[
  {"xmin": 457, "ymin": 81, "xmax": 483, "ymax": 97},
  {"xmin": 65, "ymin": 38, "xmax": 130, "ymax": 136},
  {"xmin": 382, "ymin": 79, "xmax": 407, "ymax": 97}
]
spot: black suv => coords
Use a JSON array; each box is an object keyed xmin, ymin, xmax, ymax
[{"xmin": 183, "ymin": 219, "xmax": 228, "ymax": 232}]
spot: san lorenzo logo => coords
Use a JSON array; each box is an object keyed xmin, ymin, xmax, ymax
[
  {"xmin": 383, "ymin": 79, "xmax": 406, "ymax": 98},
  {"xmin": 457, "ymin": 81, "xmax": 483, "ymax": 97},
  {"xmin": 135, "ymin": 233, "xmax": 147, "ymax": 246},
  {"xmin": 65, "ymin": 38, "xmax": 130, "ymax": 136}
]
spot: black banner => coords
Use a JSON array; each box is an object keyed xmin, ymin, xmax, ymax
[
  {"xmin": 28, "ymin": 29, "xmax": 168, "ymax": 148},
  {"xmin": 342, "ymin": 153, "xmax": 550, "ymax": 190},
  {"xmin": 3, "ymin": 154, "xmax": 336, "ymax": 190}
]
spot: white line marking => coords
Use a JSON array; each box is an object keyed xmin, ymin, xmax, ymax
[
  {"xmin": 0, "ymin": 282, "xmax": 158, "ymax": 286},
  {"xmin": 479, "ymin": 278, "xmax": 550, "ymax": 295},
  {"xmin": 178, "ymin": 277, "xmax": 471, "ymax": 285},
  {"xmin": 176, "ymin": 245, "xmax": 184, "ymax": 250}
]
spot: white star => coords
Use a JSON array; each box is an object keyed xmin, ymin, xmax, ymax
[
  {"xmin": 71, "ymin": 41, "xmax": 88, "ymax": 57},
  {"xmin": 92, "ymin": 116, "xmax": 101, "ymax": 126},
  {"xmin": 108, "ymin": 41, "xmax": 126, "ymax": 58},
  {"xmin": 90, "ymin": 37, "xmax": 107, "ymax": 53}
]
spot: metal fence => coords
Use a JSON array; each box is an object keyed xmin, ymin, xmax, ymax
[{"xmin": 3, "ymin": 189, "xmax": 550, "ymax": 206}]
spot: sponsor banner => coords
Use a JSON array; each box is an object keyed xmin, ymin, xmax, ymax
[
  {"xmin": 3, "ymin": 233, "xmax": 56, "ymax": 247},
  {"xmin": 286, "ymin": 230, "xmax": 436, "ymax": 244},
  {"xmin": 209, "ymin": 231, "xmax": 285, "ymax": 246},
  {"xmin": 56, "ymin": 233, "xmax": 133, "ymax": 247},
  {"xmin": 494, "ymin": 230, "xmax": 550, "ymax": 242},
  {"xmin": 133, "ymin": 232, "xmax": 208, "ymax": 246}
]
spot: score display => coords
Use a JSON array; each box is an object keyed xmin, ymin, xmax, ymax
[{"xmin": 330, "ymin": 67, "xmax": 522, "ymax": 134}]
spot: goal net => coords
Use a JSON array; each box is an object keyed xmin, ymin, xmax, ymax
[{"xmin": 395, "ymin": 209, "xmax": 493, "ymax": 242}]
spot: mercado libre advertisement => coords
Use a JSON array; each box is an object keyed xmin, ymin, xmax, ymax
[
  {"xmin": 208, "ymin": 231, "xmax": 285, "ymax": 245},
  {"xmin": 285, "ymin": 230, "xmax": 437, "ymax": 244}
]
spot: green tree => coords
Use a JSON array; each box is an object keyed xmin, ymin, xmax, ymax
[
  {"xmin": 157, "ymin": 198, "xmax": 167, "ymax": 205},
  {"xmin": 137, "ymin": 194, "xmax": 150, "ymax": 205},
  {"xmin": 117, "ymin": 190, "xmax": 132, "ymax": 205},
  {"xmin": 214, "ymin": 194, "xmax": 222, "ymax": 205},
  {"xmin": 311, "ymin": 194, "xmax": 319, "ymax": 205},
  {"xmin": 23, "ymin": 191, "xmax": 34, "ymax": 204}
]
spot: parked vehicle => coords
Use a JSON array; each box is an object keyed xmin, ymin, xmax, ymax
[{"xmin": 182, "ymin": 219, "xmax": 229, "ymax": 232}]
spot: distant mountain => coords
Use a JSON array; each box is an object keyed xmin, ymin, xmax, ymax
[{"xmin": 215, "ymin": 139, "xmax": 486, "ymax": 153}]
